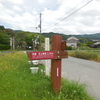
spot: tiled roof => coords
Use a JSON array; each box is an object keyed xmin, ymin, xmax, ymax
[{"xmin": 67, "ymin": 36, "xmax": 79, "ymax": 41}]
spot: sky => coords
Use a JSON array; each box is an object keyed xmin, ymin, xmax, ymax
[{"xmin": 0, "ymin": 0, "xmax": 100, "ymax": 35}]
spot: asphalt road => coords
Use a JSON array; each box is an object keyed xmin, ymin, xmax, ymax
[{"xmin": 62, "ymin": 57, "xmax": 100, "ymax": 100}]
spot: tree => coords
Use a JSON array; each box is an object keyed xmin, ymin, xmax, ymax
[
  {"xmin": 0, "ymin": 25, "xmax": 7, "ymax": 34},
  {"xmin": 5, "ymin": 29, "xmax": 15, "ymax": 37},
  {"xmin": 15, "ymin": 31, "xmax": 27, "ymax": 49},
  {"xmin": 77, "ymin": 42, "xmax": 87, "ymax": 46},
  {"xmin": 5, "ymin": 29, "xmax": 15, "ymax": 49},
  {"xmin": 25, "ymin": 33, "xmax": 40, "ymax": 50},
  {"xmin": 87, "ymin": 41, "xmax": 93, "ymax": 47},
  {"xmin": 0, "ymin": 25, "xmax": 5, "ymax": 30},
  {"xmin": 0, "ymin": 30, "xmax": 10, "ymax": 45},
  {"xmin": 15, "ymin": 31, "xmax": 45, "ymax": 50}
]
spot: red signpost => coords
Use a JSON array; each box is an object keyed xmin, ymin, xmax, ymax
[
  {"xmin": 27, "ymin": 35, "xmax": 68, "ymax": 93},
  {"xmin": 51, "ymin": 35, "xmax": 67, "ymax": 93},
  {"xmin": 28, "ymin": 51, "xmax": 55, "ymax": 60}
]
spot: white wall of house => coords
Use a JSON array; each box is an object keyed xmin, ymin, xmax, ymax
[{"xmin": 67, "ymin": 42, "xmax": 77, "ymax": 48}]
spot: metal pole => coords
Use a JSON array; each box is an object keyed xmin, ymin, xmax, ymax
[
  {"xmin": 40, "ymin": 13, "xmax": 42, "ymax": 51},
  {"xmin": 32, "ymin": 39, "xmax": 34, "ymax": 50}
]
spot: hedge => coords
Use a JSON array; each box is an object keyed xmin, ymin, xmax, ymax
[
  {"xmin": 66, "ymin": 46, "xmax": 73, "ymax": 50},
  {"xmin": 0, "ymin": 45, "xmax": 11, "ymax": 50}
]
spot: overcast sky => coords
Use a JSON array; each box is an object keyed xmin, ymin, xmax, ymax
[{"xmin": 0, "ymin": 0, "xmax": 100, "ymax": 35}]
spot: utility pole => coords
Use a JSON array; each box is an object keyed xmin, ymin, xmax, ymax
[{"xmin": 39, "ymin": 13, "xmax": 42, "ymax": 50}]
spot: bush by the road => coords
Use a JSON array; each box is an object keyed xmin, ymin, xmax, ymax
[
  {"xmin": 0, "ymin": 44, "xmax": 11, "ymax": 50},
  {"xmin": 69, "ymin": 50, "xmax": 100, "ymax": 62},
  {"xmin": 67, "ymin": 46, "xmax": 73, "ymax": 50}
]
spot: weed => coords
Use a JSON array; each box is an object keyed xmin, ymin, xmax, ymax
[
  {"xmin": 0, "ymin": 52, "xmax": 95, "ymax": 100},
  {"xmin": 69, "ymin": 50, "xmax": 100, "ymax": 62}
]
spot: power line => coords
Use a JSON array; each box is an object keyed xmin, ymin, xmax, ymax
[
  {"xmin": 57, "ymin": 0, "xmax": 85, "ymax": 21},
  {"xmin": 43, "ymin": 0, "xmax": 93, "ymax": 32},
  {"xmin": 43, "ymin": 0, "xmax": 92, "ymax": 31},
  {"xmin": 43, "ymin": 0, "xmax": 84, "ymax": 30}
]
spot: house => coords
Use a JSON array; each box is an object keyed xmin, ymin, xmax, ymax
[
  {"xmin": 91, "ymin": 39, "xmax": 100, "ymax": 48},
  {"xmin": 92, "ymin": 42, "xmax": 100, "ymax": 48},
  {"xmin": 66, "ymin": 36, "xmax": 79, "ymax": 48},
  {"xmin": 91, "ymin": 39, "xmax": 99, "ymax": 43}
]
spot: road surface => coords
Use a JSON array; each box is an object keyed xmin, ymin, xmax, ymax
[{"xmin": 62, "ymin": 56, "xmax": 100, "ymax": 100}]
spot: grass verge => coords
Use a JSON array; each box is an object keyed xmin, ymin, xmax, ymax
[
  {"xmin": 0, "ymin": 52, "xmax": 95, "ymax": 100},
  {"xmin": 69, "ymin": 50, "xmax": 100, "ymax": 62}
]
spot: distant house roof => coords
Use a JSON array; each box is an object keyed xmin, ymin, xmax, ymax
[
  {"xmin": 91, "ymin": 40, "xmax": 99, "ymax": 43},
  {"xmin": 92, "ymin": 42, "xmax": 100, "ymax": 48},
  {"xmin": 67, "ymin": 36, "xmax": 79, "ymax": 41},
  {"xmin": 94, "ymin": 42, "xmax": 100, "ymax": 45}
]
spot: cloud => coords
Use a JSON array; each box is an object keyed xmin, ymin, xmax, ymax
[
  {"xmin": 0, "ymin": 0, "xmax": 24, "ymax": 5},
  {"xmin": 13, "ymin": 5, "xmax": 22, "ymax": 11},
  {"xmin": 38, "ymin": 0, "xmax": 45, "ymax": 3},
  {"xmin": 0, "ymin": 0, "xmax": 100, "ymax": 35},
  {"xmin": 0, "ymin": 3, "xmax": 15, "ymax": 18},
  {"xmin": 0, "ymin": 2, "xmax": 3, "ymax": 7},
  {"xmin": 42, "ymin": 0, "xmax": 100, "ymax": 34}
]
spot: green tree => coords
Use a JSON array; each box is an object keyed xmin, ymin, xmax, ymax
[
  {"xmin": 77, "ymin": 42, "xmax": 86, "ymax": 46},
  {"xmin": 5, "ymin": 29, "xmax": 15, "ymax": 37},
  {"xmin": 87, "ymin": 41, "xmax": 93, "ymax": 47},
  {"xmin": 15, "ymin": 31, "xmax": 45, "ymax": 50},
  {"xmin": 0, "ymin": 30, "xmax": 10, "ymax": 45},
  {"xmin": 15, "ymin": 31, "xmax": 27, "ymax": 49},
  {"xmin": 0, "ymin": 25, "xmax": 5, "ymax": 30},
  {"xmin": 25, "ymin": 33, "xmax": 41, "ymax": 50}
]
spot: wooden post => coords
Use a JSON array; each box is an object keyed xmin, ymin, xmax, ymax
[
  {"xmin": 51, "ymin": 35, "xmax": 62, "ymax": 93},
  {"xmin": 26, "ymin": 35, "xmax": 68, "ymax": 94}
]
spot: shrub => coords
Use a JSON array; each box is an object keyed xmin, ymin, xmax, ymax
[
  {"xmin": 67, "ymin": 46, "xmax": 72, "ymax": 50},
  {"xmin": 79, "ymin": 46, "xmax": 91, "ymax": 50},
  {"xmin": 0, "ymin": 45, "xmax": 11, "ymax": 50},
  {"xmin": 69, "ymin": 50, "xmax": 99, "ymax": 62}
]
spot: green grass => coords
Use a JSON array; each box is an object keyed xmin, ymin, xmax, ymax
[
  {"xmin": 69, "ymin": 50, "xmax": 100, "ymax": 62},
  {"xmin": 0, "ymin": 52, "xmax": 95, "ymax": 100},
  {"xmin": 78, "ymin": 46, "xmax": 100, "ymax": 50}
]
